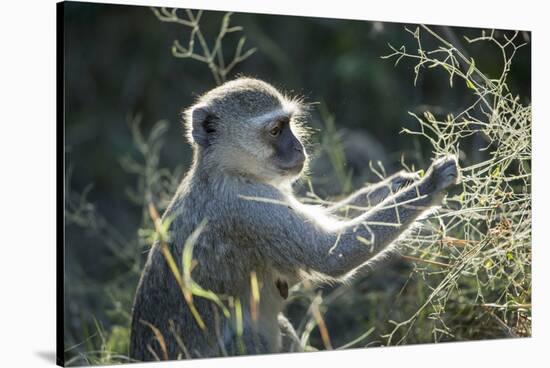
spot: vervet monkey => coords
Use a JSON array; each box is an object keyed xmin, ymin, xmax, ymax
[{"xmin": 130, "ymin": 77, "xmax": 460, "ymax": 360}]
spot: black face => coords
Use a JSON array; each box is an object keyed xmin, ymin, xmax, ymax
[{"xmin": 265, "ymin": 116, "xmax": 306, "ymax": 174}]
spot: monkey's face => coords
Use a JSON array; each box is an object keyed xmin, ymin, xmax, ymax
[
  {"xmin": 214, "ymin": 110, "xmax": 308, "ymax": 185},
  {"xmin": 263, "ymin": 115, "xmax": 306, "ymax": 177}
]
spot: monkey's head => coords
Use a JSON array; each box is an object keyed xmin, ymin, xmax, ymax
[{"xmin": 184, "ymin": 78, "xmax": 310, "ymax": 185}]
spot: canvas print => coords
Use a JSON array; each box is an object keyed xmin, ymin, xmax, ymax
[{"xmin": 59, "ymin": 1, "xmax": 532, "ymax": 365}]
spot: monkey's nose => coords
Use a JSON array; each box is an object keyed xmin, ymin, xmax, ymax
[{"xmin": 295, "ymin": 148, "xmax": 305, "ymax": 162}]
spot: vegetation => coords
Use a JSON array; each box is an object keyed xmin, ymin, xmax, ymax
[
  {"xmin": 64, "ymin": 6, "xmax": 531, "ymax": 365},
  {"xmin": 379, "ymin": 25, "xmax": 531, "ymax": 343}
]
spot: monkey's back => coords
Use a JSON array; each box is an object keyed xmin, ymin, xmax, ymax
[{"xmin": 129, "ymin": 176, "xmax": 282, "ymax": 361}]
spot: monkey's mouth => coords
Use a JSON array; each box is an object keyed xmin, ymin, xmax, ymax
[{"xmin": 276, "ymin": 157, "xmax": 305, "ymax": 174}]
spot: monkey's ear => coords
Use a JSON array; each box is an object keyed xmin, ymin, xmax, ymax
[{"xmin": 188, "ymin": 106, "xmax": 217, "ymax": 147}]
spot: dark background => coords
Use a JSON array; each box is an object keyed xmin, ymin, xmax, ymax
[{"xmin": 63, "ymin": 1, "xmax": 531, "ymax": 362}]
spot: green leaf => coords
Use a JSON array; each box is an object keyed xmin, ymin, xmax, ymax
[
  {"xmin": 466, "ymin": 57, "xmax": 475, "ymax": 77},
  {"xmin": 106, "ymin": 326, "xmax": 130, "ymax": 355}
]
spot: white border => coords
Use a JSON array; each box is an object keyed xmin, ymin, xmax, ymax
[{"xmin": 1, "ymin": 0, "xmax": 547, "ymax": 367}]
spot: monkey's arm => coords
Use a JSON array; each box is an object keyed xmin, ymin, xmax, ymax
[
  {"xmin": 326, "ymin": 171, "xmax": 420, "ymax": 216},
  {"xmin": 235, "ymin": 156, "xmax": 458, "ymax": 279}
]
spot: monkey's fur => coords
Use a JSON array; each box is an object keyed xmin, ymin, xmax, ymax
[{"xmin": 129, "ymin": 78, "xmax": 460, "ymax": 361}]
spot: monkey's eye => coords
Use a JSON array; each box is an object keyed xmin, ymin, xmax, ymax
[
  {"xmin": 270, "ymin": 126, "xmax": 281, "ymax": 137},
  {"xmin": 269, "ymin": 121, "xmax": 284, "ymax": 137}
]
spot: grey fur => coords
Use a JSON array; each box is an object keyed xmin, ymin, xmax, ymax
[
  {"xmin": 327, "ymin": 170, "xmax": 421, "ymax": 216},
  {"xmin": 129, "ymin": 77, "xmax": 460, "ymax": 361}
]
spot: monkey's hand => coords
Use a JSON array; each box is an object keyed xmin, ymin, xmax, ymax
[{"xmin": 423, "ymin": 155, "xmax": 460, "ymax": 193}]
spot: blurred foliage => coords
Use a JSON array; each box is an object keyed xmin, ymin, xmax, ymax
[{"xmin": 63, "ymin": 2, "xmax": 531, "ymax": 365}]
